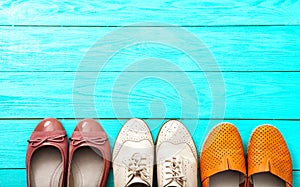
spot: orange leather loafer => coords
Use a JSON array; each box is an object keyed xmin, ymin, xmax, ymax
[
  {"xmin": 67, "ymin": 119, "xmax": 111, "ymax": 187},
  {"xmin": 247, "ymin": 125, "xmax": 293, "ymax": 187},
  {"xmin": 200, "ymin": 122, "xmax": 247, "ymax": 187},
  {"xmin": 26, "ymin": 118, "xmax": 68, "ymax": 187}
]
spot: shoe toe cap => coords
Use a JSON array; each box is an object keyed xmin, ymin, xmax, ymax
[
  {"xmin": 34, "ymin": 118, "xmax": 64, "ymax": 132},
  {"xmin": 74, "ymin": 118, "xmax": 104, "ymax": 132}
]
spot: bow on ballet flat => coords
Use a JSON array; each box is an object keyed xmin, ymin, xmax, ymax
[
  {"xmin": 69, "ymin": 136, "xmax": 107, "ymax": 146},
  {"xmin": 27, "ymin": 134, "xmax": 67, "ymax": 148}
]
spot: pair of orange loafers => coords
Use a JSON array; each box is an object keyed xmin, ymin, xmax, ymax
[
  {"xmin": 26, "ymin": 118, "xmax": 111, "ymax": 187},
  {"xmin": 200, "ymin": 123, "xmax": 292, "ymax": 187}
]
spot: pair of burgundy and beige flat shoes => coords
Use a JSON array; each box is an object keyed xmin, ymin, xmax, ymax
[{"xmin": 26, "ymin": 118, "xmax": 110, "ymax": 187}]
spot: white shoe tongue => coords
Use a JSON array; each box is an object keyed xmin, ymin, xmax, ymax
[{"xmin": 127, "ymin": 176, "xmax": 149, "ymax": 187}]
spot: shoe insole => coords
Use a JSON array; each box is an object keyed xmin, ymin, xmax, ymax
[
  {"xmin": 128, "ymin": 184, "xmax": 148, "ymax": 187},
  {"xmin": 69, "ymin": 147, "xmax": 103, "ymax": 187},
  {"xmin": 252, "ymin": 173, "xmax": 285, "ymax": 187},
  {"xmin": 210, "ymin": 171, "xmax": 240, "ymax": 187},
  {"xmin": 30, "ymin": 146, "xmax": 63, "ymax": 187}
]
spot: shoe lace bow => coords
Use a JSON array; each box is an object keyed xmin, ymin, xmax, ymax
[{"xmin": 124, "ymin": 153, "xmax": 150, "ymax": 185}]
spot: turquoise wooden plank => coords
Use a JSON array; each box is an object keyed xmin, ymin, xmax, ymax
[
  {"xmin": 0, "ymin": 0, "xmax": 299, "ymax": 26},
  {"xmin": 1, "ymin": 169, "xmax": 300, "ymax": 187},
  {"xmin": 0, "ymin": 120, "xmax": 299, "ymax": 169},
  {"xmin": 0, "ymin": 72, "xmax": 299, "ymax": 119},
  {"xmin": 1, "ymin": 26, "xmax": 300, "ymax": 72}
]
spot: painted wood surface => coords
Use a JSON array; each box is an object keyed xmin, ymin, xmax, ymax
[
  {"xmin": 0, "ymin": 0, "xmax": 300, "ymax": 26},
  {"xmin": 0, "ymin": 72, "xmax": 299, "ymax": 119},
  {"xmin": 1, "ymin": 26, "xmax": 300, "ymax": 72},
  {"xmin": 1, "ymin": 0, "xmax": 299, "ymax": 186}
]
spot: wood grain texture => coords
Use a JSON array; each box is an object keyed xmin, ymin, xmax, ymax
[
  {"xmin": 0, "ymin": 120, "xmax": 299, "ymax": 169},
  {"xmin": 1, "ymin": 169, "xmax": 300, "ymax": 187},
  {"xmin": 0, "ymin": 0, "xmax": 300, "ymax": 26},
  {"xmin": 1, "ymin": 1, "xmax": 300, "ymax": 185},
  {"xmin": 0, "ymin": 72, "xmax": 299, "ymax": 119},
  {"xmin": 1, "ymin": 26, "xmax": 300, "ymax": 72}
]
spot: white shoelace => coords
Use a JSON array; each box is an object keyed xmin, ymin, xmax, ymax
[
  {"xmin": 164, "ymin": 157, "xmax": 186, "ymax": 187},
  {"xmin": 124, "ymin": 153, "xmax": 150, "ymax": 186}
]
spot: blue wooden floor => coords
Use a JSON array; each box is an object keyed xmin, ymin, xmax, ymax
[{"xmin": 1, "ymin": 1, "xmax": 300, "ymax": 186}]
